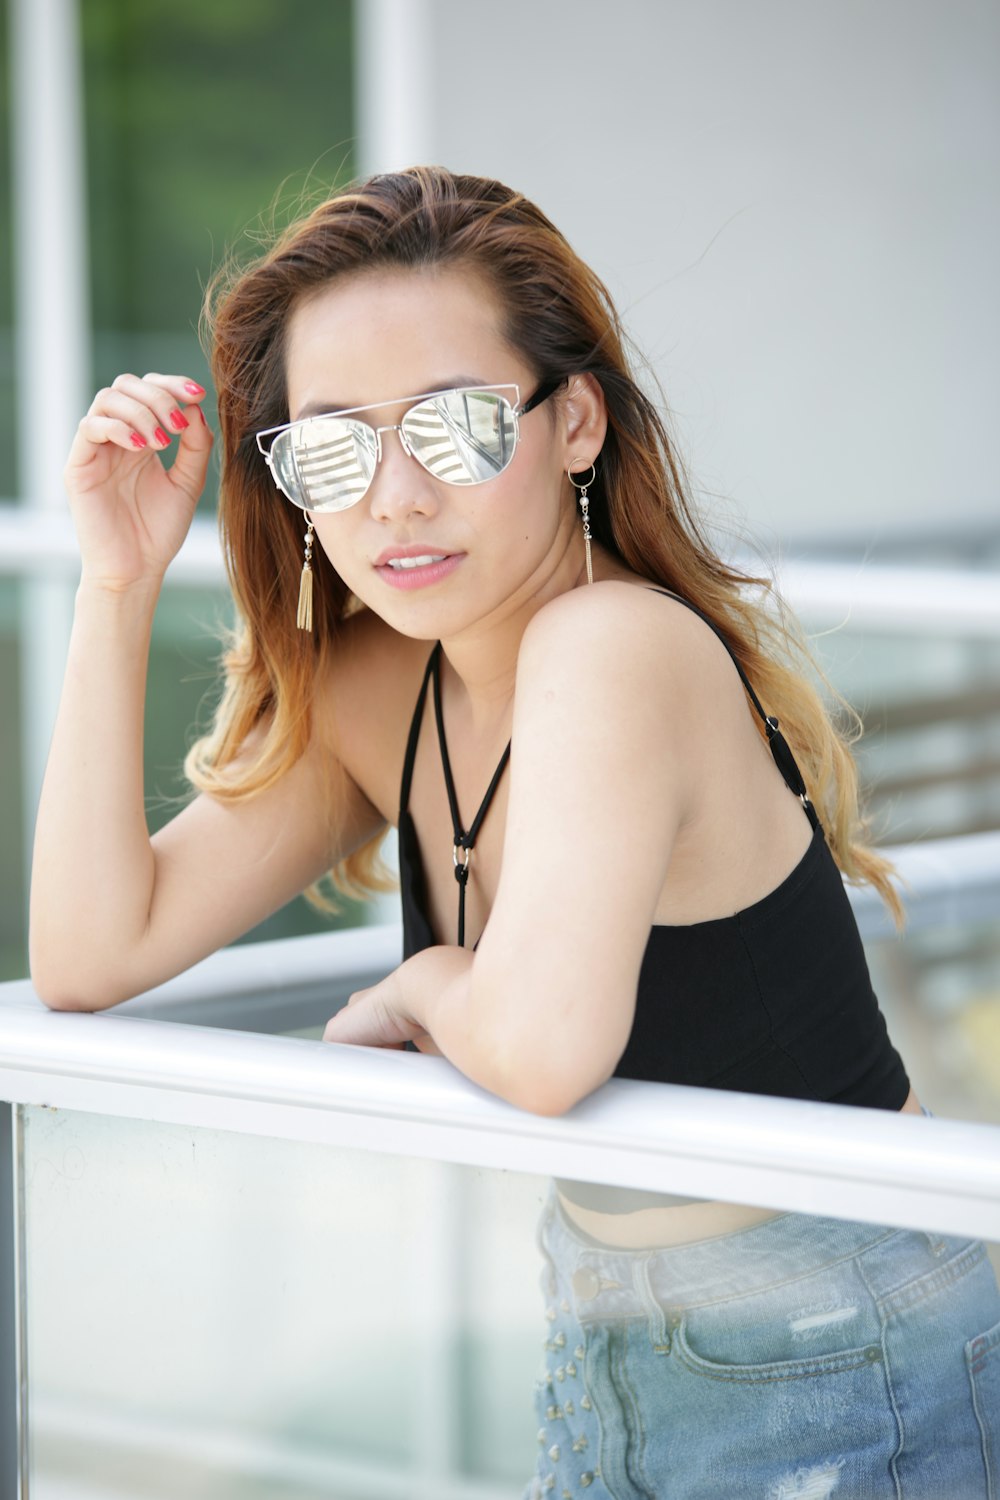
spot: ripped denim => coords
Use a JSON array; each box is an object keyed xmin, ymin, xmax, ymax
[{"xmin": 523, "ymin": 1181, "xmax": 1000, "ymax": 1499}]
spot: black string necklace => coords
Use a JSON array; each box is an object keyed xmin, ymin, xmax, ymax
[{"xmin": 430, "ymin": 643, "xmax": 512, "ymax": 948}]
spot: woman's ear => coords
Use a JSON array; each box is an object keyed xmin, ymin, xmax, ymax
[{"xmin": 560, "ymin": 373, "xmax": 607, "ymax": 467}]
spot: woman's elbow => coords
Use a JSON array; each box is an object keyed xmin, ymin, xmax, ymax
[
  {"xmin": 469, "ymin": 967, "xmax": 626, "ymax": 1116},
  {"xmin": 503, "ymin": 1073, "xmax": 605, "ymax": 1118},
  {"xmin": 31, "ymin": 975, "xmax": 104, "ymax": 1012},
  {"xmin": 29, "ymin": 949, "xmax": 124, "ymax": 1012},
  {"xmin": 487, "ymin": 1020, "xmax": 615, "ymax": 1117},
  {"xmin": 517, "ymin": 1089, "xmax": 584, "ymax": 1119}
]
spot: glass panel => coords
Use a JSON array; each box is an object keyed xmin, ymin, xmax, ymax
[
  {"xmin": 867, "ymin": 914, "xmax": 1000, "ymax": 1126},
  {"xmin": 18, "ymin": 1106, "xmax": 549, "ymax": 1496},
  {"xmin": 17, "ymin": 1105, "xmax": 1000, "ymax": 1497}
]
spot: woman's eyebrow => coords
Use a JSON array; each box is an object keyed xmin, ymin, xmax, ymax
[{"xmin": 294, "ymin": 375, "xmax": 488, "ymax": 422}]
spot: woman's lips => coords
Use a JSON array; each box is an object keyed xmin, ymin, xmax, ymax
[{"xmin": 374, "ymin": 553, "xmax": 465, "ymax": 590}]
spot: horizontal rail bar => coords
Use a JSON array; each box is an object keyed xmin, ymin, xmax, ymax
[
  {"xmin": 3, "ymin": 506, "xmax": 1000, "ymax": 633},
  {"xmin": 3, "ymin": 828, "xmax": 1000, "ymax": 1241},
  {"xmin": 0, "ymin": 922, "xmax": 405, "ymax": 1033},
  {"xmin": 873, "ymin": 757, "xmax": 1000, "ymax": 797},
  {"xmin": 0, "ymin": 1000, "xmax": 997, "ymax": 1240},
  {"xmin": 771, "ymin": 557, "xmax": 1000, "ymax": 636},
  {"xmin": 0, "ymin": 507, "xmax": 226, "ymax": 586},
  {"xmin": 845, "ymin": 829, "xmax": 1000, "ymax": 938}
]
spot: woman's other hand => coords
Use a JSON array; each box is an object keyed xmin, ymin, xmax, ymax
[
  {"xmin": 63, "ymin": 373, "xmax": 214, "ymax": 591},
  {"xmin": 322, "ymin": 946, "xmax": 473, "ymax": 1055},
  {"xmin": 322, "ymin": 969, "xmax": 421, "ymax": 1051}
]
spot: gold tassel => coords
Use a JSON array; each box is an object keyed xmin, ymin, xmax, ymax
[
  {"xmin": 296, "ymin": 522, "xmax": 314, "ymax": 631},
  {"xmin": 296, "ymin": 563, "xmax": 313, "ymax": 631}
]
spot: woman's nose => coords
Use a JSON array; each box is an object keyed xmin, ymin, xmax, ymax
[{"xmin": 367, "ymin": 426, "xmax": 438, "ymax": 521}]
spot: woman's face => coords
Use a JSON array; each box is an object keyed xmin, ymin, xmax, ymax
[{"xmin": 282, "ymin": 266, "xmax": 584, "ymax": 640}]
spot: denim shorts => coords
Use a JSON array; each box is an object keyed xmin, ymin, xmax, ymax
[{"xmin": 523, "ymin": 1181, "xmax": 1000, "ymax": 1499}]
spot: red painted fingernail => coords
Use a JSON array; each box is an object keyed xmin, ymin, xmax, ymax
[
  {"xmin": 129, "ymin": 432, "xmax": 148, "ymax": 449},
  {"xmin": 197, "ymin": 407, "xmax": 207, "ymax": 426},
  {"xmin": 154, "ymin": 427, "xmax": 170, "ymax": 446},
  {"xmin": 168, "ymin": 409, "xmax": 189, "ymax": 430},
  {"xmin": 183, "ymin": 381, "xmax": 205, "ymax": 396}
]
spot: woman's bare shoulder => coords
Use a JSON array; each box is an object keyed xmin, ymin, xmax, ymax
[
  {"xmin": 516, "ymin": 578, "xmax": 758, "ymax": 805},
  {"xmin": 521, "ymin": 577, "xmax": 730, "ymax": 682}
]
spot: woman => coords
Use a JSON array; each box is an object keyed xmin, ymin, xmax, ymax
[{"xmin": 32, "ymin": 166, "xmax": 999, "ymax": 1496}]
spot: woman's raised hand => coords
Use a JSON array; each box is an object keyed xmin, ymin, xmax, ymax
[{"xmin": 63, "ymin": 373, "xmax": 215, "ymax": 591}]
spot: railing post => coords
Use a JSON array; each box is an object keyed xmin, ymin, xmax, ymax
[
  {"xmin": 0, "ymin": 1103, "xmax": 19, "ymax": 1500},
  {"xmin": 9, "ymin": 0, "xmax": 91, "ymax": 933}
]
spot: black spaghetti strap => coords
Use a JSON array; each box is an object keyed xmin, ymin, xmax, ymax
[
  {"xmin": 645, "ymin": 587, "xmax": 821, "ymax": 833},
  {"xmin": 431, "ymin": 647, "xmax": 512, "ymax": 948},
  {"xmin": 398, "ymin": 644, "xmax": 439, "ymax": 821}
]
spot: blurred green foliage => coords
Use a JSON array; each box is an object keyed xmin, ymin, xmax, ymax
[
  {"xmin": 0, "ymin": 0, "xmax": 15, "ymax": 494},
  {"xmin": 1, "ymin": 0, "xmax": 381, "ymax": 982},
  {"xmin": 83, "ymin": 0, "xmax": 356, "ymax": 507},
  {"xmin": 84, "ymin": 3, "xmax": 354, "ymax": 342}
]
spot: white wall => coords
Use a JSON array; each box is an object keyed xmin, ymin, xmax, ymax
[{"xmin": 360, "ymin": 0, "xmax": 999, "ymax": 552}]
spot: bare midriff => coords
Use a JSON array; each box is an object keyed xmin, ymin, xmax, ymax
[{"xmin": 555, "ymin": 1086, "xmax": 924, "ymax": 1250}]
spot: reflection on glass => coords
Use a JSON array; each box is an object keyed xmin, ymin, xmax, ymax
[{"xmin": 17, "ymin": 1104, "xmax": 1000, "ymax": 1498}]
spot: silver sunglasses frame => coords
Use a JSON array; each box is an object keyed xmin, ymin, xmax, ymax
[{"xmin": 254, "ymin": 382, "xmax": 528, "ymax": 512}]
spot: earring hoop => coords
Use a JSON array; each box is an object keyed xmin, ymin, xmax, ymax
[{"xmin": 567, "ymin": 461, "xmax": 596, "ymax": 585}]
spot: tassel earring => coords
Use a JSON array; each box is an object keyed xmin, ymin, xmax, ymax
[
  {"xmin": 297, "ymin": 521, "xmax": 315, "ymax": 632},
  {"xmin": 567, "ymin": 462, "xmax": 596, "ymax": 585}
]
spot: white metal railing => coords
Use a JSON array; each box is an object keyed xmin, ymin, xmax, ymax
[
  {"xmin": 2, "ymin": 825, "xmax": 1000, "ymax": 1242},
  {"xmin": 0, "ymin": 507, "xmax": 227, "ymax": 587},
  {"xmin": 3, "ymin": 957, "xmax": 999, "ymax": 1243},
  {"xmin": 845, "ymin": 828, "xmax": 1000, "ymax": 936},
  {"xmin": 2, "ymin": 992, "xmax": 998, "ymax": 1242}
]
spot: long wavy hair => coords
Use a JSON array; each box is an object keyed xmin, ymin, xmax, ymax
[{"xmin": 187, "ymin": 164, "xmax": 904, "ymax": 927}]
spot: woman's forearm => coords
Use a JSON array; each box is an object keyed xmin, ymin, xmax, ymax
[
  {"xmin": 326, "ymin": 944, "xmax": 566, "ymax": 1114},
  {"xmin": 29, "ymin": 577, "xmax": 162, "ymax": 1004}
]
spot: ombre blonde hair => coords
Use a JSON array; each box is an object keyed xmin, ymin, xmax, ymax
[{"xmin": 187, "ymin": 164, "xmax": 904, "ymax": 929}]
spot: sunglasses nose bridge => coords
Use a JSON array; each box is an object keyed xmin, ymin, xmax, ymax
[{"xmin": 371, "ymin": 421, "xmax": 416, "ymax": 467}]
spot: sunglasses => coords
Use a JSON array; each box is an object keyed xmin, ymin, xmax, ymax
[{"xmin": 255, "ymin": 378, "xmax": 562, "ymax": 514}]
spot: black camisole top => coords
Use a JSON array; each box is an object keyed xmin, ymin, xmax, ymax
[{"xmin": 397, "ymin": 587, "xmax": 910, "ymax": 1212}]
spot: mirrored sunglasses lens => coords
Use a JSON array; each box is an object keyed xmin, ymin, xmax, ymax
[
  {"xmin": 403, "ymin": 391, "xmax": 516, "ymax": 483},
  {"xmin": 271, "ymin": 418, "xmax": 377, "ymax": 512}
]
